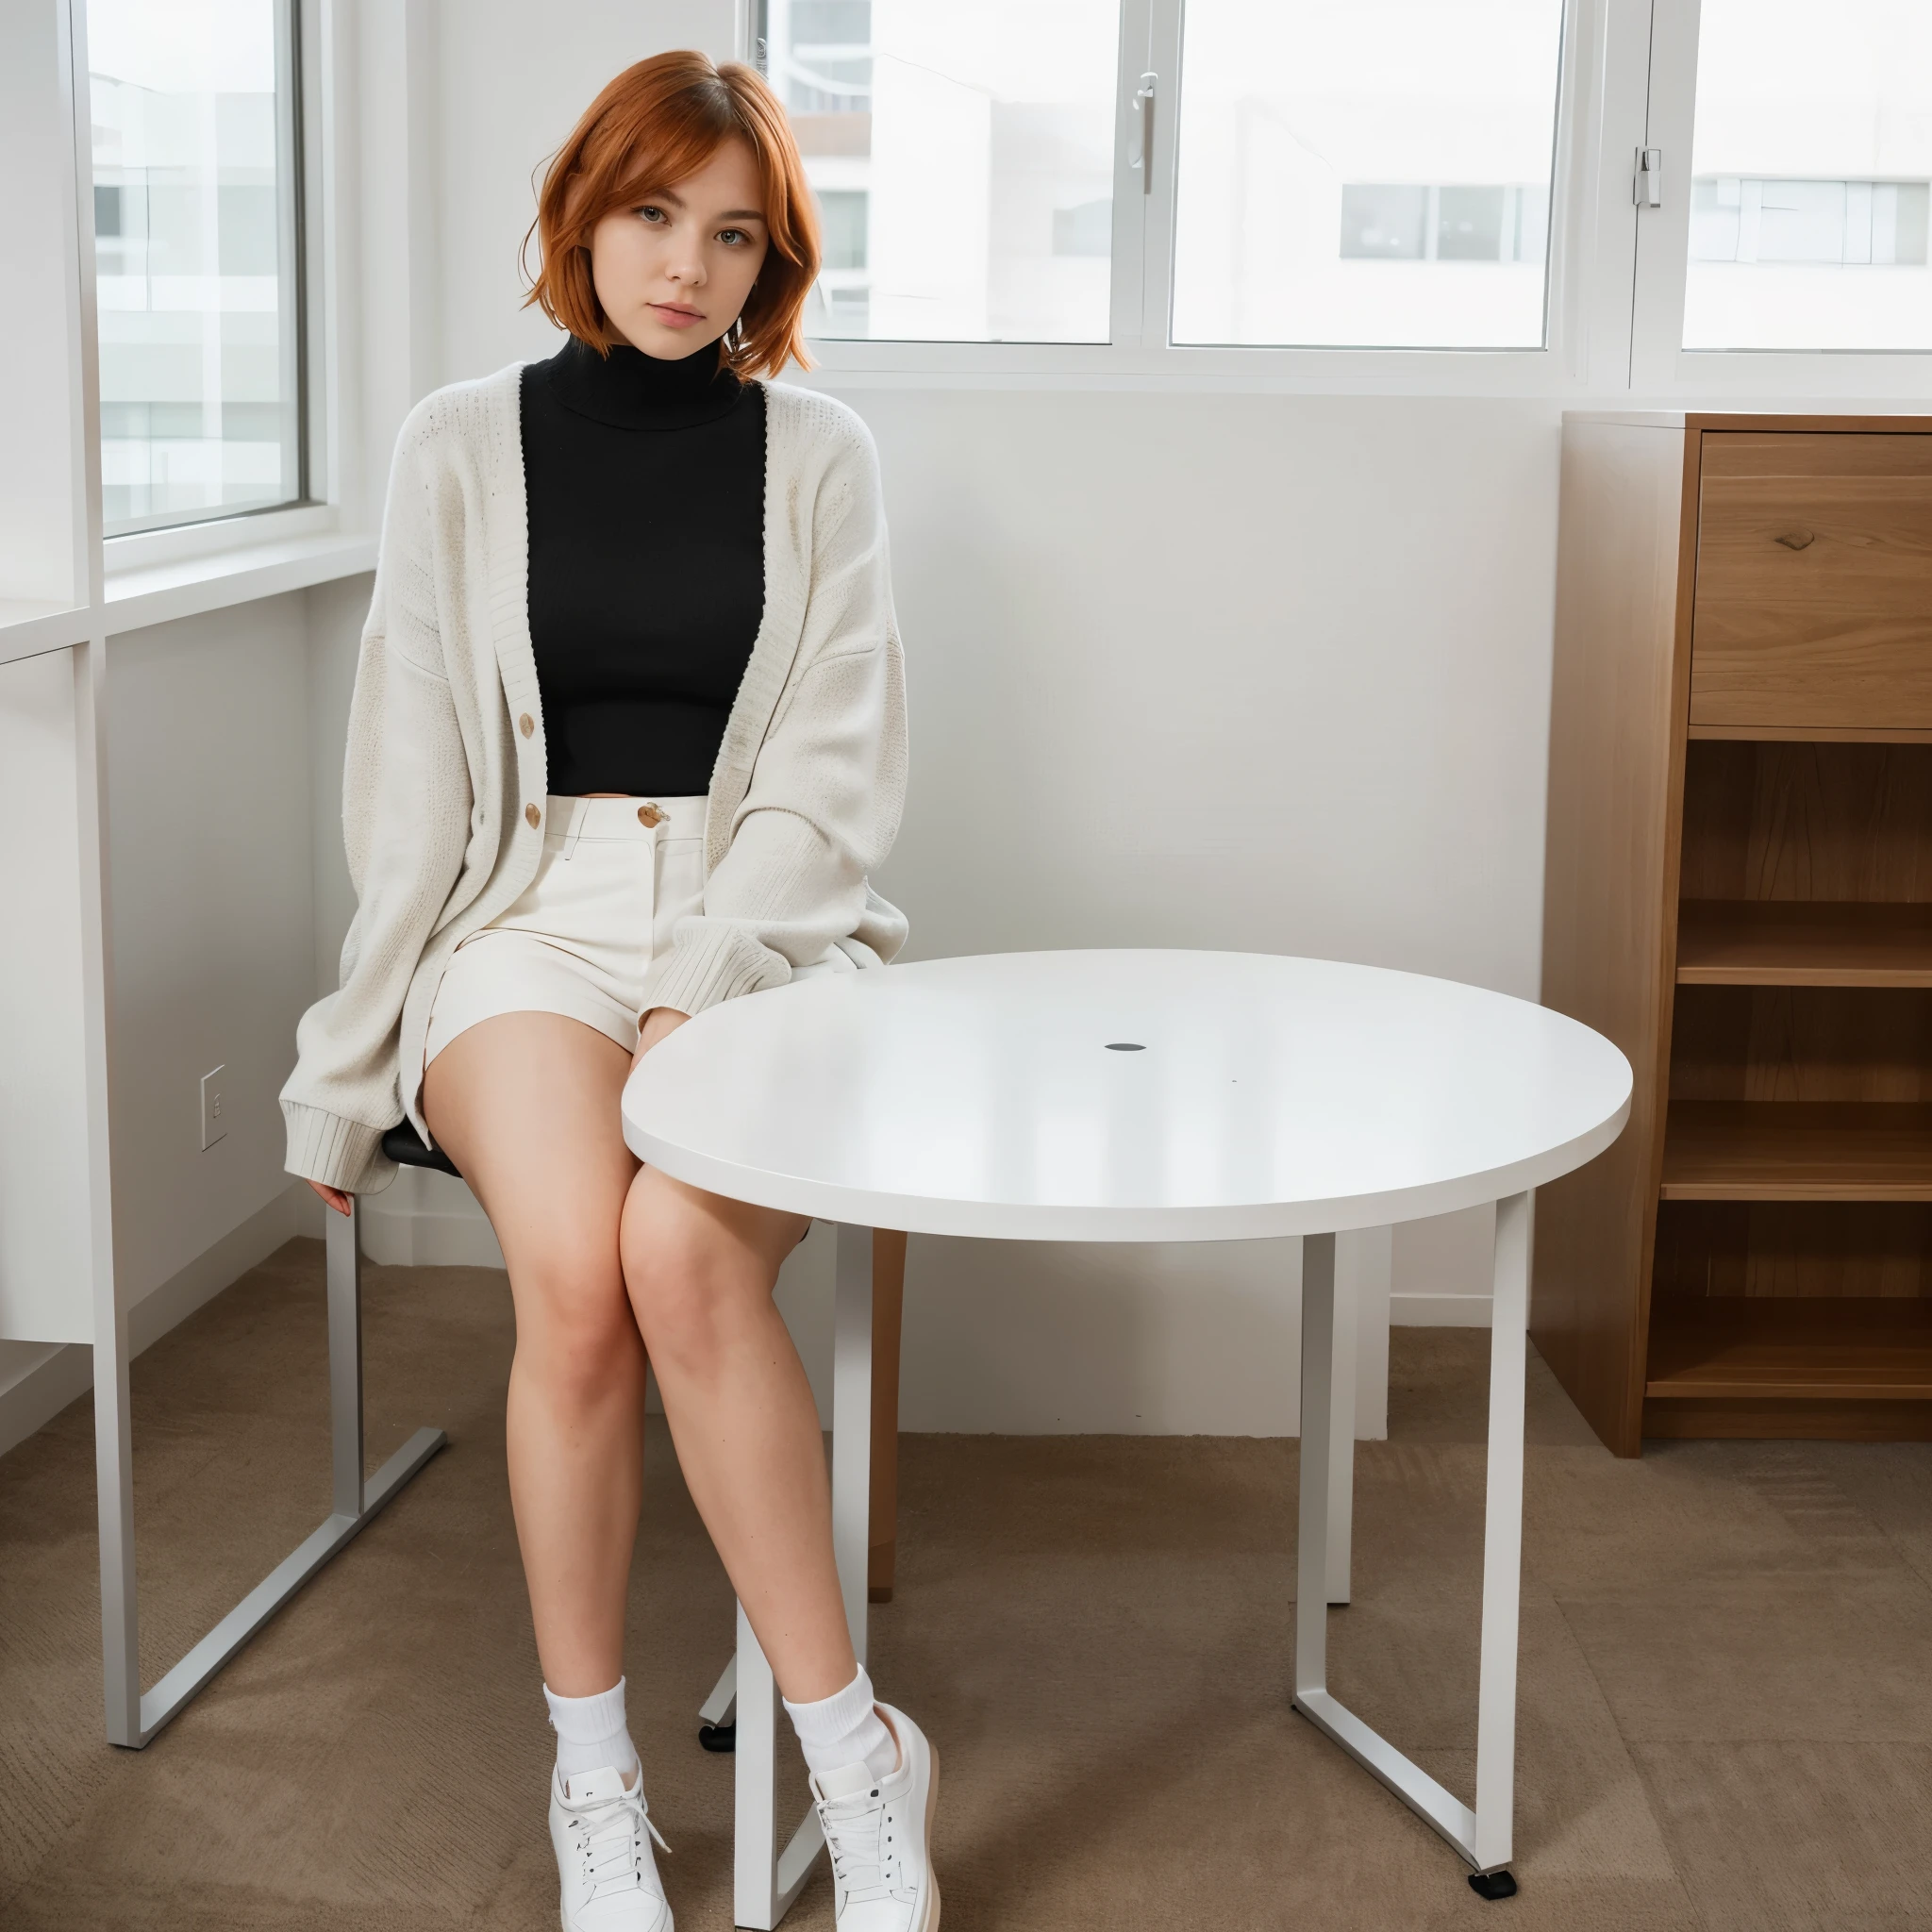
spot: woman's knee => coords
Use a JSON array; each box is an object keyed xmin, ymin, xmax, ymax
[
  {"xmin": 511, "ymin": 1252, "xmax": 645, "ymax": 1403},
  {"xmin": 622, "ymin": 1188, "xmax": 758, "ymax": 1374}
]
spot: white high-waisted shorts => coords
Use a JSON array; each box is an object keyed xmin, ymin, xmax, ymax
[{"xmin": 424, "ymin": 793, "xmax": 707, "ymax": 1073}]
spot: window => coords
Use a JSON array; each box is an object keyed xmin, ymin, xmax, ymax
[
  {"xmin": 1680, "ymin": 0, "xmax": 1932, "ymax": 353},
  {"xmin": 750, "ymin": 0, "xmax": 1932, "ymax": 385},
  {"xmin": 88, "ymin": 0, "xmax": 304, "ymax": 535},
  {"xmin": 1171, "ymin": 0, "xmax": 1567, "ymax": 349},
  {"xmin": 765, "ymin": 0, "xmax": 1123, "ymax": 343}
]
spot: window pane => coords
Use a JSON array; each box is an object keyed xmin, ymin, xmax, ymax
[
  {"xmin": 770, "ymin": 0, "xmax": 1120, "ymax": 343},
  {"xmin": 1684, "ymin": 0, "xmax": 1932, "ymax": 351},
  {"xmin": 1173, "ymin": 0, "xmax": 1564, "ymax": 349},
  {"xmin": 88, "ymin": 0, "xmax": 301, "ymax": 534}
]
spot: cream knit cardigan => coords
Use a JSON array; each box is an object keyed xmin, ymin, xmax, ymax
[{"xmin": 280, "ymin": 364, "xmax": 908, "ymax": 1196}]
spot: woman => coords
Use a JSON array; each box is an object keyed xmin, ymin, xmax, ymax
[{"xmin": 280, "ymin": 52, "xmax": 931, "ymax": 1932}]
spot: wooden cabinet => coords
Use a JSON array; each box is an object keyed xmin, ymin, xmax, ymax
[{"xmin": 1534, "ymin": 413, "xmax": 1932, "ymax": 1456}]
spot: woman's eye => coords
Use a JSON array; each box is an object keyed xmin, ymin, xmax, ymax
[
  {"xmin": 719, "ymin": 228, "xmax": 749, "ymax": 246},
  {"xmin": 636, "ymin": 205, "xmax": 666, "ymax": 225}
]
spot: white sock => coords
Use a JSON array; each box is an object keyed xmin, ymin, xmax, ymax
[
  {"xmin": 783, "ymin": 1666, "xmax": 897, "ymax": 1781},
  {"xmin": 545, "ymin": 1677, "xmax": 640, "ymax": 1788}
]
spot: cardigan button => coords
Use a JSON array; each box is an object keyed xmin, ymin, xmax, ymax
[
  {"xmin": 525, "ymin": 803, "xmax": 541, "ymax": 829},
  {"xmin": 519, "ymin": 712, "xmax": 534, "ymax": 738}
]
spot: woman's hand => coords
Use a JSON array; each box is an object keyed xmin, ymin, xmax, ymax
[
  {"xmin": 307, "ymin": 1177, "xmax": 353, "ymax": 1217},
  {"xmin": 634, "ymin": 1006, "xmax": 691, "ymax": 1064}
]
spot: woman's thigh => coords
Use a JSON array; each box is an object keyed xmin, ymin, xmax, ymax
[{"xmin": 423, "ymin": 1012, "xmax": 640, "ymax": 1353}]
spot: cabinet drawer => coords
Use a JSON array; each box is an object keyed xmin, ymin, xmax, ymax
[{"xmin": 1690, "ymin": 432, "xmax": 1932, "ymax": 731}]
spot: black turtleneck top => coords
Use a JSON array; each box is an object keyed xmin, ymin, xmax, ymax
[{"xmin": 521, "ymin": 337, "xmax": 766, "ymax": 798}]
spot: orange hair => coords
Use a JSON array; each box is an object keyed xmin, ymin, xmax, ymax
[{"xmin": 524, "ymin": 51, "xmax": 819, "ymax": 377}]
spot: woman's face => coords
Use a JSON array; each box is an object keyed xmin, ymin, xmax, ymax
[{"xmin": 588, "ymin": 138, "xmax": 771, "ymax": 361}]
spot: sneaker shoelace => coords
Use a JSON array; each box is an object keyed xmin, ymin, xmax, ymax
[
  {"xmin": 817, "ymin": 1783, "xmax": 902, "ymax": 1904},
  {"xmin": 565, "ymin": 1783, "xmax": 672, "ymax": 1903}
]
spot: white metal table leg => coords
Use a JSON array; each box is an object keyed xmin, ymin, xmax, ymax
[
  {"xmin": 831, "ymin": 1224, "xmax": 874, "ymax": 1665},
  {"xmin": 1293, "ymin": 1197, "xmax": 1531, "ymax": 1883},
  {"xmin": 700, "ymin": 1657, "xmax": 739, "ymax": 1731},
  {"xmin": 1324, "ymin": 1231, "xmax": 1369, "ymax": 1605},
  {"xmin": 1306, "ymin": 1228, "xmax": 1390, "ymax": 1609},
  {"xmin": 1347, "ymin": 1224, "xmax": 1393, "ymax": 1442},
  {"xmin": 732, "ymin": 1609, "xmax": 824, "ymax": 1928},
  {"xmin": 96, "ymin": 1199, "xmax": 448, "ymax": 1747},
  {"xmin": 1473, "ymin": 1190, "xmax": 1531, "ymax": 1874},
  {"xmin": 732, "ymin": 1223, "xmax": 874, "ymax": 1928},
  {"xmin": 1295, "ymin": 1232, "xmax": 1339, "ymax": 1697}
]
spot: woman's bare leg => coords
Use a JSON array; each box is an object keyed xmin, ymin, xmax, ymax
[
  {"xmin": 424, "ymin": 1013, "xmax": 645, "ymax": 1695},
  {"xmin": 620, "ymin": 1167, "xmax": 856, "ymax": 1704}
]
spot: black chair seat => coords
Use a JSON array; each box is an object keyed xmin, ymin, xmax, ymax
[{"xmin": 382, "ymin": 1122, "xmax": 462, "ymax": 1179}]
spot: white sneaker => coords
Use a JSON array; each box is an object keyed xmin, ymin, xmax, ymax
[
  {"xmin": 549, "ymin": 1763, "xmax": 674, "ymax": 1932},
  {"xmin": 808, "ymin": 1704, "xmax": 940, "ymax": 1932}
]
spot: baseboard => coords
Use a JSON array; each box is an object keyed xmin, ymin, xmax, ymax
[
  {"xmin": 0, "ymin": 1183, "xmax": 320, "ymax": 1460},
  {"xmin": 1390, "ymin": 1291, "xmax": 1492, "ymax": 1327},
  {"xmin": 0, "ymin": 1343, "xmax": 92, "ymax": 1460}
]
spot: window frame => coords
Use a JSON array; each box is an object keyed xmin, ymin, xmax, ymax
[
  {"xmin": 92, "ymin": 0, "xmax": 328, "ymax": 560},
  {"xmin": 1628, "ymin": 0, "xmax": 1932, "ymax": 397},
  {"xmin": 767, "ymin": 0, "xmax": 1932, "ymax": 400},
  {"xmin": 774, "ymin": 0, "xmax": 1647, "ymax": 396}
]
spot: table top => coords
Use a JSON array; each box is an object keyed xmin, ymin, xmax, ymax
[{"xmin": 621, "ymin": 950, "xmax": 1632, "ymax": 1242}]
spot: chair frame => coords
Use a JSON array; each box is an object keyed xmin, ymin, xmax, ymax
[{"xmin": 94, "ymin": 1201, "xmax": 445, "ymax": 1745}]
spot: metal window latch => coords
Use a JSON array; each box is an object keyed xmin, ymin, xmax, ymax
[
  {"xmin": 1130, "ymin": 72, "xmax": 1157, "ymax": 193},
  {"xmin": 1634, "ymin": 147, "xmax": 1663, "ymax": 208}
]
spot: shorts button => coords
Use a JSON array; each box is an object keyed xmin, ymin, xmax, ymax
[
  {"xmin": 638, "ymin": 803, "xmax": 665, "ymax": 827},
  {"xmin": 519, "ymin": 712, "xmax": 534, "ymax": 738},
  {"xmin": 525, "ymin": 803, "xmax": 541, "ymax": 828}
]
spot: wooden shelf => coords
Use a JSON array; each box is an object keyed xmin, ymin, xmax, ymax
[
  {"xmin": 1660, "ymin": 1101, "xmax": 1932, "ymax": 1201},
  {"xmin": 1647, "ymin": 1297, "xmax": 1932, "ymax": 1400},
  {"xmin": 1676, "ymin": 900, "xmax": 1932, "ymax": 986},
  {"xmin": 1687, "ymin": 724, "xmax": 1932, "ymax": 744}
]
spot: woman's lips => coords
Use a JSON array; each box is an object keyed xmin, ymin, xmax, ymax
[{"xmin": 649, "ymin": 303, "xmax": 705, "ymax": 329}]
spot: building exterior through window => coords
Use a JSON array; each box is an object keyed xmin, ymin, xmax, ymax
[{"xmin": 88, "ymin": 0, "xmax": 302, "ymax": 535}]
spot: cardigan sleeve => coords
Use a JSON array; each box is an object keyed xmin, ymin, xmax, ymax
[
  {"xmin": 636, "ymin": 420, "xmax": 909, "ymax": 1020},
  {"xmin": 280, "ymin": 425, "xmax": 475, "ymax": 1193}
]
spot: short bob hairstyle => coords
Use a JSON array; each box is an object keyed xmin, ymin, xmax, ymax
[{"xmin": 524, "ymin": 52, "xmax": 819, "ymax": 378}]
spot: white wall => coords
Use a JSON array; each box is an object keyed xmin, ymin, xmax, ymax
[
  {"xmin": 358, "ymin": 4, "xmax": 1538, "ymax": 1433},
  {"xmin": 856, "ymin": 385, "xmax": 1554, "ymax": 1357},
  {"xmin": 1, "ymin": 583, "xmax": 366, "ymax": 1454},
  {"xmin": 5, "ymin": 1, "xmax": 1539, "ymax": 1450},
  {"xmin": 0, "ymin": 650, "xmax": 94, "ymax": 1346},
  {"xmin": 434, "ymin": 0, "xmax": 726, "ymax": 391},
  {"xmin": 848, "ymin": 387, "xmax": 1546, "ymax": 1401},
  {"xmin": 105, "ymin": 595, "xmax": 319, "ymax": 1297}
]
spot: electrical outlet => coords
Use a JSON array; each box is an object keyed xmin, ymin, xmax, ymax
[{"xmin": 200, "ymin": 1066, "xmax": 227, "ymax": 1151}]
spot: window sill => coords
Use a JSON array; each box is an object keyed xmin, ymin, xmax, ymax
[
  {"xmin": 0, "ymin": 600, "xmax": 92, "ymax": 668},
  {"xmin": 104, "ymin": 502, "xmax": 341, "ymax": 574},
  {"xmin": 0, "ymin": 533, "xmax": 375, "ymax": 670},
  {"xmin": 104, "ymin": 528, "xmax": 375, "ymax": 635}
]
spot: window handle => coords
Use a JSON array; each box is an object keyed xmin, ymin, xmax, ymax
[
  {"xmin": 1130, "ymin": 72, "xmax": 1158, "ymax": 193},
  {"xmin": 1635, "ymin": 147, "xmax": 1663, "ymax": 208}
]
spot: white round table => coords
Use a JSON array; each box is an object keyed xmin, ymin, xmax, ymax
[{"xmin": 621, "ymin": 950, "xmax": 1631, "ymax": 1920}]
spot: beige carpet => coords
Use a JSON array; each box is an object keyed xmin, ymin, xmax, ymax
[{"xmin": 4, "ymin": 1240, "xmax": 1932, "ymax": 1930}]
